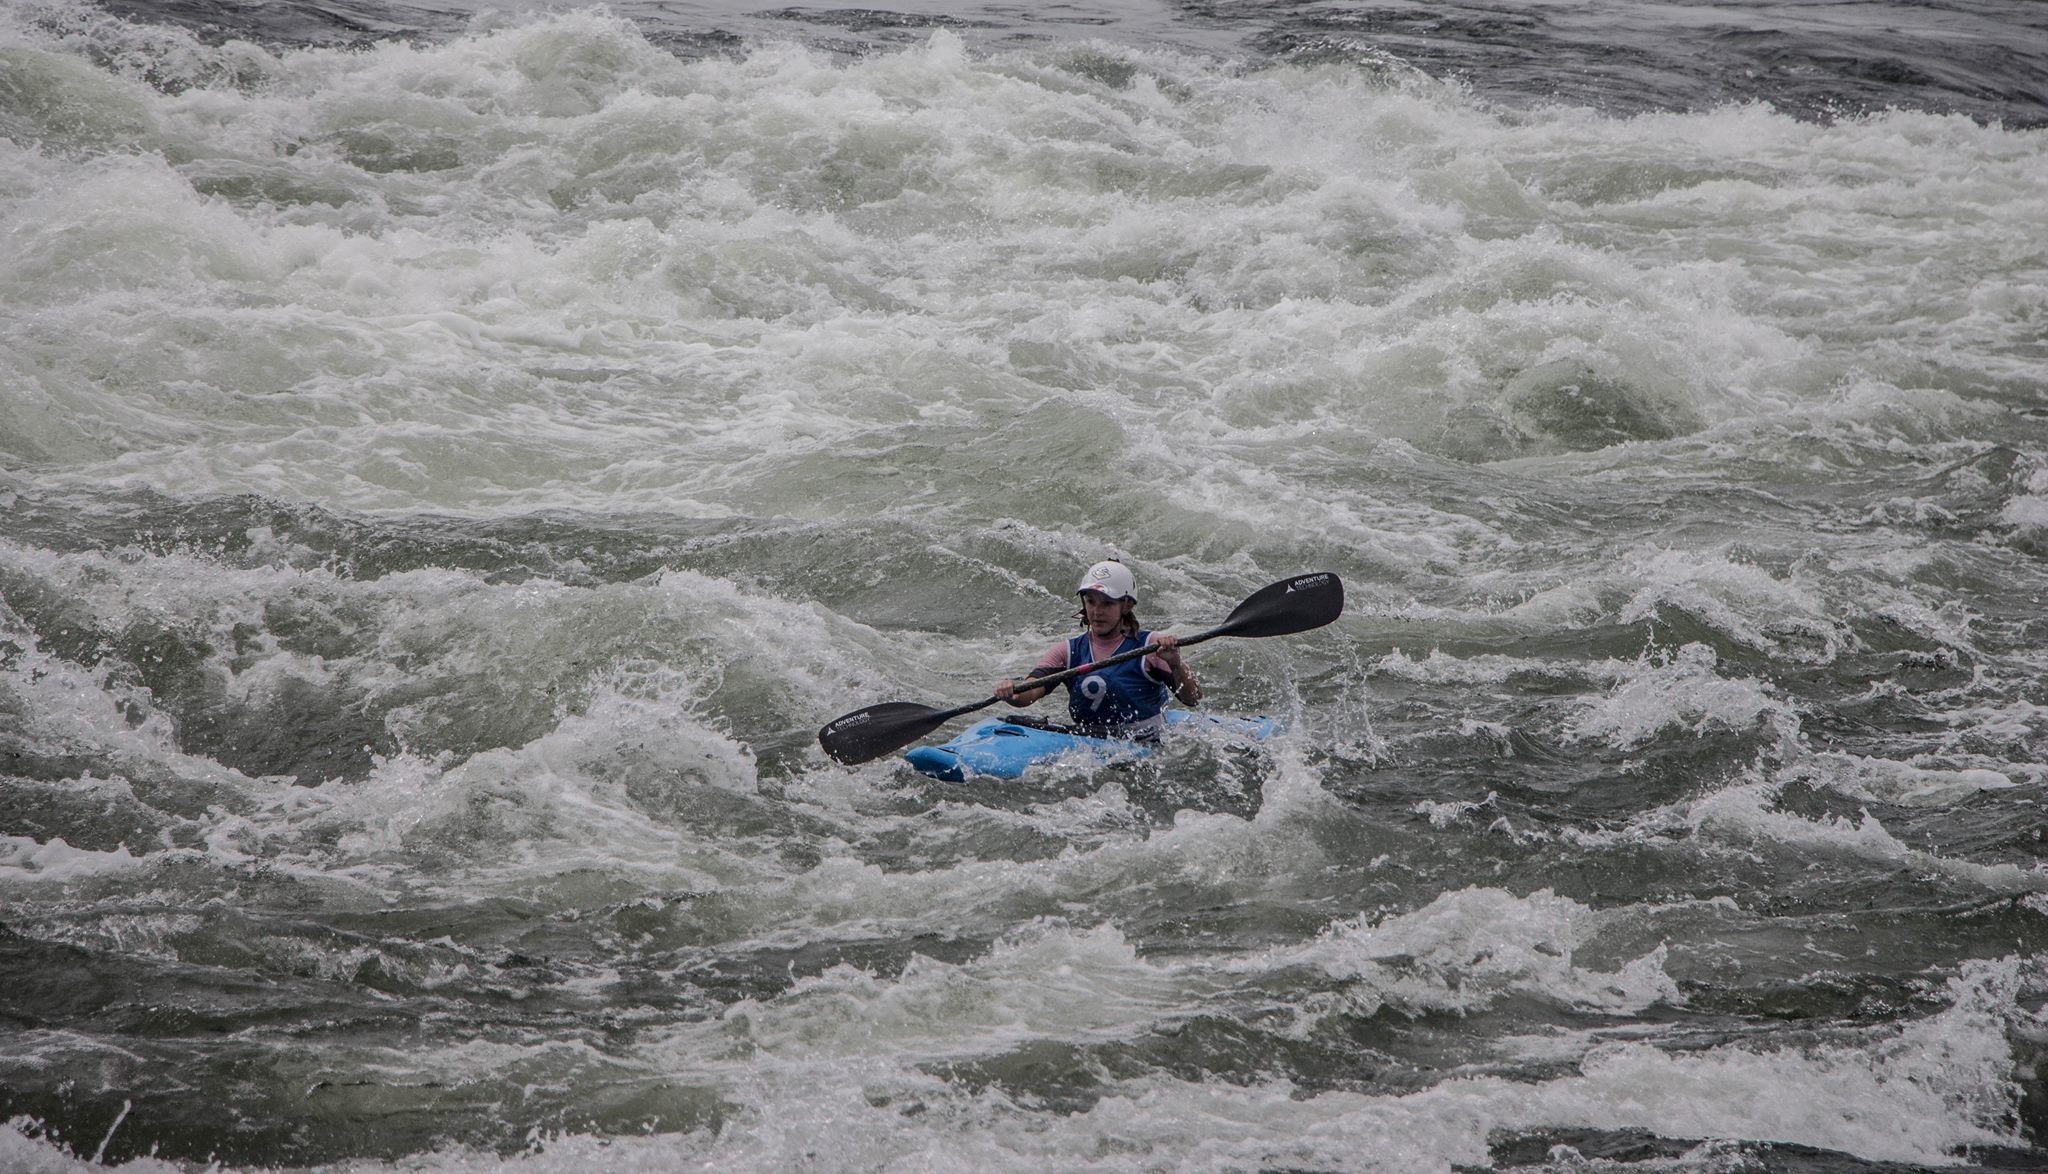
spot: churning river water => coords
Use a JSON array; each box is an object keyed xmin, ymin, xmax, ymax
[{"xmin": 3, "ymin": 0, "xmax": 2048, "ymax": 1170}]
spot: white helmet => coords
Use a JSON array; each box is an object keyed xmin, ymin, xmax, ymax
[{"xmin": 1075, "ymin": 560, "xmax": 1137, "ymax": 602}]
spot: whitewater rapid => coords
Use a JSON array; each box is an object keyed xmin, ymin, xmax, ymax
[{"xmin": 3, "ymin": 0, "xmax": 2047, "ymax": 1170}]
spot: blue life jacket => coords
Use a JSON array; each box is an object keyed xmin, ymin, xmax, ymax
[{"xmin": 1063, "ymin": 630, "xmax": 1168, "ymax": 736}]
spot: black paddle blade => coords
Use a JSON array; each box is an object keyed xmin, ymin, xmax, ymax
[
  {"xmin": 1214, "ymin": 571, "xmax": 1344, "ymax": 639},
  {"xmin": 818, "ymin": 700, "xmax": 959, "ymax": 765}
]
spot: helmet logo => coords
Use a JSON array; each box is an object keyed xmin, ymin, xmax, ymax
[{"xmin": 1076, "ymin": 560, "xmax": 1135, "ymax": 601}]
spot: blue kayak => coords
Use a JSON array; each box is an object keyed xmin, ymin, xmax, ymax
[{"xmin": 904, "ymin": 710, "xmax": 1279, "ymax": 781}]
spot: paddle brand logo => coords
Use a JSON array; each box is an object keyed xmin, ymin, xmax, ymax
[
  {"xmin": 830, "ymin": 713, "xmax": 871, "ymax": 732},
  {"xmin": 1288, "ymin": 573, "xmax": 1331, "ymax": 593}
]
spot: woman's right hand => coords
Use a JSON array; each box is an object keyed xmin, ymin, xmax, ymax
[{"xmin": 997, "ymin": 679, "xmax": 1042, "ymax": 705}]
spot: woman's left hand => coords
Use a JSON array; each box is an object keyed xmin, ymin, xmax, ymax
[
  {"xmin": 1151, "ymin": 633, "xmax": 1185, "ymax": 672},
  {"xmin": 1152, "ymin": 633, "xmax": 1199, "ymax": 703}
]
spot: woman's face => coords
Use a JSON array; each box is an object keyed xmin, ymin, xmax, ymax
[{"xmin": 1080, "ymin": 591, "xmax": 1123, "ymax": 637}]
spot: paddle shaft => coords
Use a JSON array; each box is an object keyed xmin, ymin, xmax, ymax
[
  {"xmin": 823, "ymin": 631, "xmax": 1212, "ymax": 749},
  {"xmin": 1004, "ymin": 631, "xmax": 1210, "ymax": 700},
  {"xmin": 926, "ymin": 626, "xmax": 1228, "ymax": 726}
]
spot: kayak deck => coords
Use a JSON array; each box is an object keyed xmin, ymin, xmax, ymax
[{"xmin": 904, "ymin": 710, "xmax": 1278, "ymax": 782}]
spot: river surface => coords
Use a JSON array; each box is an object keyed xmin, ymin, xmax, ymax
[{"xmin": 3, "ymin": 0, "xmax": 2048, "ymax": 1170}]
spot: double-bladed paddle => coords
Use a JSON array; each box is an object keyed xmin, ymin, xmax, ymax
[{"xmin": 818, "ymin": 571, "xmax": 1344, "ymax": 765}]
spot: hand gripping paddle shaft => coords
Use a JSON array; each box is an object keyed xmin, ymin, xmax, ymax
[{"xmin": 817, "ymin": 572, "xmax": 1344, "ymax": 766}]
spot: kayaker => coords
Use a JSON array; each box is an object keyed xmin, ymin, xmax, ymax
[{"xmin": 993, "ymin": 560, "xmax": 1203, "ymax": 738}]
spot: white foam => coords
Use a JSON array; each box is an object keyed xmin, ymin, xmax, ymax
[
  {"xmin": 1564, "ymin": 643, "xmax": 1785, "ymax": 751},
  {"xmin": 1652, "ymin": 777, "xmax": 2048, "ymax": 894},
  {"xmin": 693, "ymin": 921, "xmax": 1196, "ymax": 1062},
  {"xmin": 0, "ymin": 541, "xmax": 879, "ymax": 903},
  {"xmin": 1, "ymin": 1123, "xmax": 183, "ymax": 1174},
  {"xmin": 1613, "ymin": 549, "xmax": 1843, "ymax": 662},
  {"xmin": 123, "ymin": 953, "xmax": 2022, "ymax": 1173},
  {"xmin": 0, "ymin": 834, "xmax": 145, "ymax": 883},
  {"xmin": 2, "ymin": 6, "xmax": 2035, "ymax": 521},
  {"xmin": 0, "ymin": 593, "xmax": 183, "ymax": 767},
  {"xmin": 1413, "ymin": 792, "xmax": 1497, "ymax": 828},
  {"xmin": 1260, "ymin": 887, "xmax": 1682, "ymax": 1020},
  {"xmin": 1806, "ymin": 752, "xmax": 2017, "ymax": 807},
  {"xmin": 1934, "ymin": 697, "xmax": 2048, "ymax": 758},
  {"xmin": 1370, "ymin": 649, "xmax": 1525, "ymax": 685}
]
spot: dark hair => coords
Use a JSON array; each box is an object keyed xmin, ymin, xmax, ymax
[{"xmin": 1075, "ymin": 598, "xmax": 1140, "ymax": 638}]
